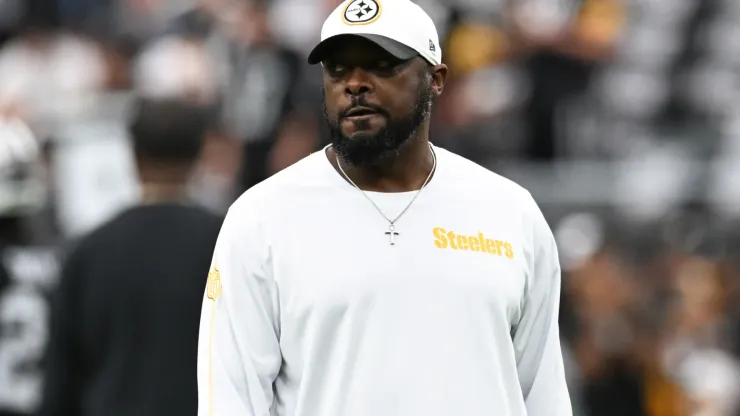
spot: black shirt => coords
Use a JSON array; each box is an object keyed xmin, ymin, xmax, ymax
[{"xmin": 38, "ymin": 204, "xmax": 223, "ymax": 416}]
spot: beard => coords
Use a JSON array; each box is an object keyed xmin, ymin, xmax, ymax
[{"xmin": 321, "ymin": 77, "xmax": 434, "ymax": 168}]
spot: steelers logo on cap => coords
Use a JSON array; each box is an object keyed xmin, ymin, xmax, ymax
[{"xmin": 343, "ymin": 0, "xmax": 382, "ymax": 25}]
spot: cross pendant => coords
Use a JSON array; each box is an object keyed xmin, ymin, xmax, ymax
[{"xmin": 385, "ymin": 224, "xmax": 399, "ymax": 245}]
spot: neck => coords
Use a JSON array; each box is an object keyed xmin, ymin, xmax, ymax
[
  {"xmin": 329, "ymin": 129, "xmax": 435, "ymax": 193},
  {"xmin": 137, "ymin": 161, "xmax": 193, "ymax": 204},
  {"xmin": 140, "ymin": 182, "xmax": 189, "ymax": 205}
]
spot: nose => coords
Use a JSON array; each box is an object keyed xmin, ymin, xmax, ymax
[{"xmin": 344, "ymin": 67, "xmax": 373, "ymax": 96}]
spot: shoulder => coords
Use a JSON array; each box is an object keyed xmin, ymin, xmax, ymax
[
  {"xmin": 57, "ymin": 208, "xmax": 131, "ymax": 267},
  {"xmin": 436, "ymin": 146, "xmax": 539, "ymax": 211},
  {"xmin": 177, "ymin": 205, "xmax": 225, "ymax": 228},
  {"xmin": 225, "ymin": 151, "xmax": 328, "ymax": 226},
  {"xmin": 435, "ymin": 146, "xmax": 552, "ymax": 247},
  {"xmin": 437, "ymin": 149, "xmax": 558, "ymax": 267}
]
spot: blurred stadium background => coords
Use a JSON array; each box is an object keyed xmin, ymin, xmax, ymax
[{"xmin": 1, "ymin": 0, "xmax": 740, "ymax": 415}]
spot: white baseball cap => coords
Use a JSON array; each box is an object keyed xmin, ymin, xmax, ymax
[{"xmin": 307, "ymin": 0, "xmax": 442, "ymax": 66}]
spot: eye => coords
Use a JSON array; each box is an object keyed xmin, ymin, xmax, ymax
[
  {"xmin": 371, "ymin": 60, "xmax": 400, "ymax": 76},
  {"xmin": 324, "ymin": 62, "xmax": 347, "ymax": 76}
]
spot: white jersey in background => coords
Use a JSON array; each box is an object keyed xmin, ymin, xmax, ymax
[
  {"xmin": 197, "ymin": 144, "xmax": 572, "ymax": 416},
  {"xmin": 0, "ymin": 246, "xmax": 60, "ymax": 416}
]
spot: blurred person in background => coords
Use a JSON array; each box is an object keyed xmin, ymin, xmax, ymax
[
  {"xmin": 567, "ymin": 247, "xmax": 647, "ymax": 416},
  {"xmin": 131, "ymin": 29, "xmax": 245, "ymax": 214},
  {"xmin": 0, "ymin": 118, "xmax": 60, "ymax": 416},
  {"xmin": 216, "ymin": 0, "xmax": 314, "ymax": 191},
  {"xmin": 38, "ymin": 98, "xmax": 224, "ymax": 416},
  {"xmin": 170, "ymin": 0, "xmax": 313, "ymax": 192},
  {"xmin": 0, "ymin": 0, "xmax": 107, "ymax": 139},
  {"xmin": 657, "ymin": 255, "xmax": 740, "ymax": 415},
  {"xmin": 509, "ymin": 0, "xmax": 623, "ymax": 160}
]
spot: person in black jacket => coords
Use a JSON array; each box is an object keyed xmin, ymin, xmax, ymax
[{"xmin": 38, "ymin": 98, "xmax": 224, "ymax": 416}]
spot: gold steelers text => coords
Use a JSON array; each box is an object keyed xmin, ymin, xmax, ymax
[{"xmin": 433, "ymin": 227, "xmax": 514, "ymax": 258}]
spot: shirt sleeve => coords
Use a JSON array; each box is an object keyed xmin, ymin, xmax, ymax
[
  {"xmin": 197, "ymin": 205, "xmax": 282, "ymax": 416},
  {"xmin": 511, "ymin": 197, "xmax": 572, "ymax": 415}
]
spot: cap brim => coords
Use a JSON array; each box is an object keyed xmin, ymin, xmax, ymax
[{"xmin": 307, "ymin": 34, "xmax": 418, "ymax": 65}]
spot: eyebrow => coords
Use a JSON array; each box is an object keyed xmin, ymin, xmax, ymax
[{"xmin": 323, "ymin": 56, "xmax": 414, "ymax": 68}]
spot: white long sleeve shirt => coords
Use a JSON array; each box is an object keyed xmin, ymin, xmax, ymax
[{"xmin": 197, "ymin": 144, "xmax": 572, "ymax": 416}]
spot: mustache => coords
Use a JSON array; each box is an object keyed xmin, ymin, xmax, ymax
[{"xmin": 339, "ymin": 97, "xmax": 389, "ymax": 119}]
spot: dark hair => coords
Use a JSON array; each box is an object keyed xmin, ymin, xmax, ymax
[
  {"xmin": 128, "ymin": 98, "xmax": 215, "ymax": 163},
  {"xmin": 22, "ymin": 0, "xmax": 60, "ymax": 31}
]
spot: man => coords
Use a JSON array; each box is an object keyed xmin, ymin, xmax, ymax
[
  {"xmin": 38, "ymin": 99, "xmax": 224, "ymax": 416},
  {"xmin": 0, "ymin": 118, "xmax": 60, "ymax": 416},
  {"xmin": 197, "ymin": 0, "xmax": 572, "ymax": 415}
]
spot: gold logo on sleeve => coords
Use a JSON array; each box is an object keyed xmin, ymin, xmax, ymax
[{"xmin": 206, "ymin": 267, "xmax": 222, "ymax": 300}]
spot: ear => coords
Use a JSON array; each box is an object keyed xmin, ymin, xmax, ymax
[{"xmin": 429, "ymin": 64, "xmax": 448, "ymax": 97}]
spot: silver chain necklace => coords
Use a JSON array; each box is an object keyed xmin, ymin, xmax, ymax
[{"xmin": 335, "ymin": 143, "xmax": 437, "ymax": 246}]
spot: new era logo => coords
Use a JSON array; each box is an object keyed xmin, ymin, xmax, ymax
[{"xmin": 429, "ymin": 39, "xmax": 436, "ymax": 52}]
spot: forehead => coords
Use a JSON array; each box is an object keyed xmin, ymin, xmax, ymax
[{"xmin": 321, "ymin": 36, "xmax": 400, "ymax": 65}]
